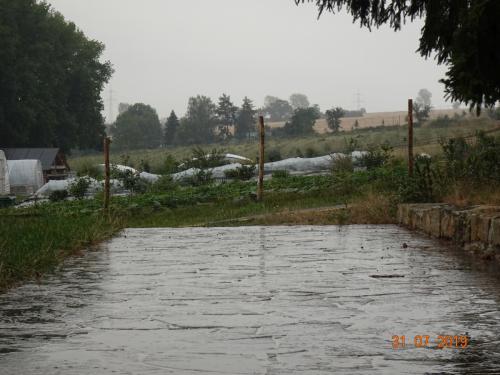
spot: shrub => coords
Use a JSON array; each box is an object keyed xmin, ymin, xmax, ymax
[
  {"xmin": 182, "ymin": 169, "xmax": 214, "ymax": 186},
  {"xmin": 111, "ymin": 168, "xmax": 149, "ymax": 193},
  {"xmin": 428, "ymin": 115, "xmax": 455, "ymax": 128},
  {"xmin": 75, "ymin": 160, "xmax": 102, "ymax": 179},
  {"xmin": 139, "ymin": 159, "xmax": 151, "ymax": 172},
  {"xmin": 398, "ymin": 155, "xmax": 448, "ymax": 203},
  {"xmin": 183, "ymin": 147, "xmax": 226, "ymax": 169},
  {"xmin": 332, "ymin": 155, "xmax": 353, "ymax": 174},
  {"xmin": 49, "ymin": 190, "xmax": 69, "ymax": 202},
  {"xmin": 69, "ymin": 177, "xmax": 92, "ymax": 199},
  {"xmin": 149, "ymin": 175, "xmax": 177, "ymax": 193},
  {"xmin": 359, "ymin": 144, "xmax": 393, "ymax": 170},
  {"xmin": 331, "ymin": 172, "xmax": 357, "ymax": 199},
  {"xmin": 158, "ymin": 154, "xmax": 178, "ymax": 174},
  {"xmin": 224, "ymin": 165, "xmax": 256, "ymax": 180},
  {"xmin": 368, "ymin": 160, "xmax": 407, "ymax": 193},
  {"xmin": 120, "ymin": 153, "xmax": 133, "ymax": 168},
  {"xmin": 343, "ymin": 136, "xmax": 361, "ymax": 153},
  {"xmin": 440, "ymin": 132, "xmax": 500, "ymax": 183},
  {"xmin": 266, "ymin": 148, "xmax": 282, "ymax": 162},
  {"xmin": 305, "ymin": 147, "xmax": 318, "ymax": 158}
]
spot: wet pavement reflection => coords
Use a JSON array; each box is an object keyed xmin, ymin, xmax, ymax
[{"xmin": 1, "ymin": 225, "xmax": 500, "ymax": 374}]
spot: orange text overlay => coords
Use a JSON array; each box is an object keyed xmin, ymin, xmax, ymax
[{"xmin": 392, "ymin": 335, "xmax": 469, "ymax": 349}]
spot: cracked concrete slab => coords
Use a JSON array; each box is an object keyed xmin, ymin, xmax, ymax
[{"xmin": 1, "ymin": 225, "xmax": 500, "ymax": 374}]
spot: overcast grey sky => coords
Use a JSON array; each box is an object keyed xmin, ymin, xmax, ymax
[{"xmin": 47, "ymin": 0, "xmax": 450, "ymax": 122}]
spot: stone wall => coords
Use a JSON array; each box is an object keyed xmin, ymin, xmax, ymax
[{"xmin": 398, "ymin": 204, "xmax": 500, "ymax": 257}]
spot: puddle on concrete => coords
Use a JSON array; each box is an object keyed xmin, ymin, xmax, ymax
[{"xmin": 1, "ymin": 225, "xmax": 500, "ymax": 374}]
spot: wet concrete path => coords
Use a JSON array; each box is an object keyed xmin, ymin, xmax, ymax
[{"xmin": 1, "ymin": 225, "xmax": 500, "ymax": 374}]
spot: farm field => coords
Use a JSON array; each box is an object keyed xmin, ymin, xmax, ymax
[
  {"xmin": 70, "ymin": 116, "xmax": 499, "ymax": 175},
  {"xmin": 268, "ymin": 108, "xmax": 467, "ymax": 133}
]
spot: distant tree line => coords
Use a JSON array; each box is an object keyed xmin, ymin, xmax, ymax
[
  {"xmin": 111, "ymin": 93, "xmax": 365, "ymax": 150},
  {"xmin": 0, "ymin": 0, "xmax": 112, "ymax": 152},
  {"xmin": 112, "ymin": 95, "xmax": 258, "ymax": 150}
]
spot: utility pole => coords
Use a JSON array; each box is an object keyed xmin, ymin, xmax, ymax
[
  {"xmin": 257, "ymin": 116, "xmax": 265, "ymax": 202},
  {"xmin": 408, "ymin": 99, "xmax": 414, "ymax": 177},
  {"xmin": 103, "ymin": 137, "xmax": 111, "ymax": 210},
  {"xmin": 353, "ymin": 90, "xmax": 363, "ymax": 111}
]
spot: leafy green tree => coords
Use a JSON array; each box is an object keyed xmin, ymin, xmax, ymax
[
  {"xmin": 164, "ymin": 110, "xmax": 179, "ymax": 145},
  {"xmin": 235, "ymin": 97, "xmax": 256, "ymax": 140},
  {"xmin": 263, "ymin": 96, "xmax": 293, "ymax": 121},
  {"xmin": 413, "ymin": 103, "xmax": 431, "ymax": 126},
  {"xmin": 414, "ymin": 89, "xmax": 432, "ymax": 125},
  {"xmin": 111, "ymin": 103, "xmax": 163, "ymax": 150},
  {"xmin": 416, "ymin": 89, "xmax": 432, "ymax": 107},
  {"xmin": 289, "ymin": 93, "xmax": 310, "ymax": 110},
  {"xmin": 176, "ymin": 95, "xmax": 217, "ymax": 145},
  {"xmin": 284, "ymin": 107, "xmax": 320, "ymax": 136},
  {"xmin": 296, "ymin": 0, "xmax": 500, "ymax": 112},
  {"xmin": 0, "ymin": 0, "xmax": 112, "ymax": 151},
  {"xmin": 216, "ymin": 94, "xmax": 238, "ymax": 140},
  {"xmin": 118, "ymin": 103, "xmax": 131, "ymax": 116},
  {"xmin": 264, "ymin": 96, "xmax": 279, "ymax": 107},
  {"xmin": 325, "ymin": 107, "xmax": 345, "ymax": 132}
]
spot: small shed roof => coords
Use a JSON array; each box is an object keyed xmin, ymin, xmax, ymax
[{"xmin": 2, "ymin": 148, "xmax": 61, "ymax": 170}]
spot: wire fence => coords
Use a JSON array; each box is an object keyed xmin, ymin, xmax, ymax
[{"xmin": 388, "ymin": 124, "xmax": 500, "ymax": 150}]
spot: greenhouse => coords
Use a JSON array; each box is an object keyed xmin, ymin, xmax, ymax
[
  {"xmin": 0, "ymin": 150, "xmax": 10, "ymax": 195},
  {"xmin": 7, "ymin": 159, "xmax": 44, "ymax": 195}
]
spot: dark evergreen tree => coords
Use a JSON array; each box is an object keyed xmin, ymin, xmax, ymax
[
  {"xmin": 175, "ymin": 96, "xmax": 217, "ymax": 145},
  {"xmin": 235, "ymin": 97, "xmax": 256, "ymax": 140},
  {"xmin": 164, "ymin": 110, "xmax": 179, "ymax": 145},
  {"xmin": 296, "ymin": 0, "xmax": 500, "ymax": 112},
  {"xmin": 325, "ymin": 107, "xmax": 345, "ymax": 132},
  {"xmin": 216, "ymin": 94, "xmax": 238, "ymax": 140}
]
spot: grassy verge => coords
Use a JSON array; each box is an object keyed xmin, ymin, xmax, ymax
[
  {"xmin": 126, "ymin": 191, "xmax": 343, "ymax": 228},
  {"xmin": 0, "ymin": 203, "xmax": 124, "ymax": 290}
]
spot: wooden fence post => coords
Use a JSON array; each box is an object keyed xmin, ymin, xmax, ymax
[
  {"xmin": 257, "ymin": 116, "xmax": 265, "ymax": 201},
  {"xmin": 408, "ymin": 99, "xmax": 414, "ymax": 177},
  {"xmin": 104, "ymin": 137, "xmax": 111, "ymax": 210}
]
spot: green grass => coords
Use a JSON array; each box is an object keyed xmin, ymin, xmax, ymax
[
  {"xmin": 0, "ymin": 202, "xmax": 124, "ymax": 290},
  {"xmin": 69, "ymin": 117, "xmax": 498, "ymax": 175},
  {"xmin": 126, "ymin": 191, "xmax": 340, "ymax": 228}
]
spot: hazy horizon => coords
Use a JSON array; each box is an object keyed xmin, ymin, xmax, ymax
[{"xmin": 47, "ymin": 0, "xmax": 451, "ymax": 122}]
